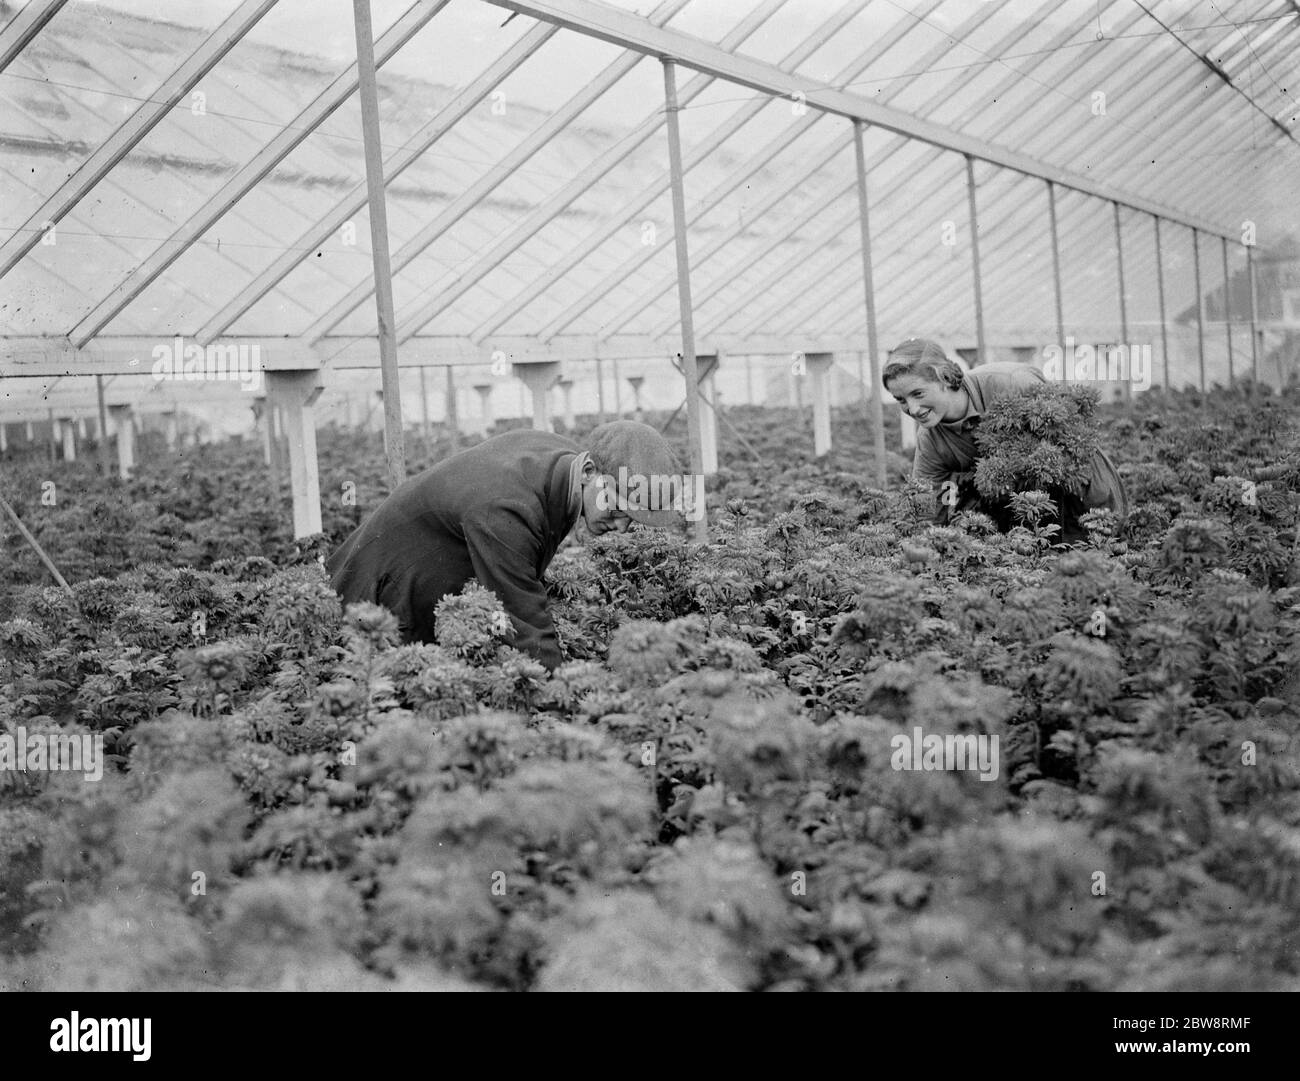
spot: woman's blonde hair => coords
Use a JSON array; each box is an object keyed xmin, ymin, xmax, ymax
[{"xmin": 883, "ymin": 338, "xmax": 965, "ymax": 391}]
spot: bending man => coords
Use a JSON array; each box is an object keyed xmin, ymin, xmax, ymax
[{"xmin": 327, "ymin": 420, "xmax": 687, "ymax": 670}]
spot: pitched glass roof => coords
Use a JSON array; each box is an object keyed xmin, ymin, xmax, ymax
[{"xmin": 1, "ymin": 0, "xmax": 1296, "ymax": 417}]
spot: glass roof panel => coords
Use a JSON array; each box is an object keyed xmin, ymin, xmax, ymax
[{"xmin": 1, "ymin": 0, "xmax": 1295, "ymax": 377}]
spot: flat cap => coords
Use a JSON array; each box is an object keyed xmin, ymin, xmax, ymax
[{"xmin": 585, "ymin": 420, "xmax": 686, "ymax": 527}]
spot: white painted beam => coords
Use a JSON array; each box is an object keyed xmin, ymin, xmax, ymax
[{"xmin": 2, "ymin": 333, "xmax": 879, "ymax": 381}]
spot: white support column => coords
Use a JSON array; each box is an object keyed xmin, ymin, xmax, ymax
[
  {"xmin": 806, "ymin": 352, "xmax": 834, "ymax": 457},
  {"xmin": 25, "ymin": 422, "xmax": 34, "ymax": 441},
  {"xmin": 557, "ymin": 377, "xmax": 576, "ymax": 431},
  {"xmin": 445, "ymin": 367, "xmax": 461, "ymax": 449},
  {"xmin": 108, "ymin": 404, "xmax": 136, "ymax": 479},
  {"xmin": 59, "ymin": 416, "xmax": 76, "ymax": 462},
  {"xmin": 272, "ymin": 402, "xmax": 289, "ymax": 489},
  {"xmin": 696, "ymin": 354, "xmax": 720, "ymax": 475},
  {"xmin": 94, "ymin": 371, "xmax": 108, "ymax": 472},
  {"xmin": 419, "ymin": 365, "xmax": 431, "ymax": 440},
  {"xmin": 94, "ymin": 371, "xmax": 111, "ymax": 472},
  {"xmin": 265, "ymin": 370, "xmax": 326, "ymax": 538},
  {"xmin": 0, "ymin": 423, "xmax": 7, "ymax": 453},
  {"xmin": 473, "ymin": 382, "xmax": 495, "ymax": 435},
  {"xmin": 251, "ymin": 398, "xmax": 271, "ymax": 464},
  {"xmin": 514, "ymin": 361, "xmax": 561, "ymax": 431},
  {"xmin": 626, "ymin": 375, "xmax": 645, "ymax": 421}
]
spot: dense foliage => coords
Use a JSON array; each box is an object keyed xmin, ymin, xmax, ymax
[{"xmin": 2, "ymin": 384, "xmax": 1300, "ymax": 991}]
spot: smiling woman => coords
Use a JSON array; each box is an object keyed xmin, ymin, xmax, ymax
[
  {"xmin": 883, "ymin": 339, "xmax": 971, "ymax": 431},
  {"xmin": 883, "ymin": 338, "xmax": 1129, "ymax": 536}
]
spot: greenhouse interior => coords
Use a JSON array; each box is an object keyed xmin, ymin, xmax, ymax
[
  {"xmin": 1, "ymin": 0, "xmax": 1297, "ymax": 538},
  {"xmin": 3, "ymin": 0, "xmax": 1300, "ymax": 1004}
]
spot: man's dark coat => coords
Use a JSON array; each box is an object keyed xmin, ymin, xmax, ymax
[{"xmin": 327, "ymin": 428, "xmax": 581, "ymax": 670}]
